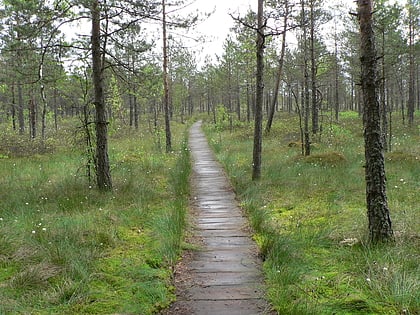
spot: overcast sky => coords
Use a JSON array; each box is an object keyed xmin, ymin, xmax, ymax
[{"xmin": 173, "ymin": 0, "xmax": 258, "ymax": 63}]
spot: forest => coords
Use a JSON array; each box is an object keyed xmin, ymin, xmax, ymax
[{"xmin": 0, "ymin": 0, "xmax": 419, "ymax": 314}]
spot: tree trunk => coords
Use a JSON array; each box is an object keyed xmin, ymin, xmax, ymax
[
  {"xmin": 265, "ymin": 0, "xmax": 289, "ymax": 134},
  {"xmin": 40, "ymin": 79, "xmax": 47, "ymax": 139},
  {"xmin": 134, "ymin": 94, "xmax": 139, "ymax": 130},
  {"xmin": 162, "ymin": 0, "xmax": 172, "ymax": 153},
  {"xmin": 29, "ymin": 97, "xmax": 36, "ymax": 139},
  {"xmin": 358, "ymin": 0, "xmax": 393, "ymax": 243},
  {"xmin": 129, "ymin": 93, "xmax": 134, "ymax": 127},
  {"xmin": 380, "ymin": 30, "xmax": 388, "ymax": 152},
  {"xmin": 11, "ymin": 83, "xmax": 16, "ymax": 130},
  {"xmin": 310, "ymin": 0, "xmax": 318, "ymax": 134},
  {"xmin": 407, "ymin": 2, "xmax": 415, "ymax": 127},
  {"xmin": 18, "ymin": 83, "xmax": 25, "ymax": 134},
  {"xmin": 252, "ymin": 0, "xmax": 264, "ymax": 181},
  {"xmin": 302, "ymin": 0, "xmax": 311, "ymax": 156},
  {"xmin": 92, "ymin": 0, "xmax": 112, "ymax": 191},
  {"xmin": 334, "ymin": 32, "xmax": 339, "ymax": 121}
]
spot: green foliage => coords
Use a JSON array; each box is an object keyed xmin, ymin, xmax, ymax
[
  {"xmin": 214, "ymin": 104, "xmax": 230, "ymax": 132},
  {"xmin": 0, "ymin": 120, "xmax": 191, "ymax": 314},
  {"xmin": 205, "ymin": 114, "xmax": 419, "ymax": 315}
]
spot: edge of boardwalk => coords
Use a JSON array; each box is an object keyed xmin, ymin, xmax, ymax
[{"xmin": 161, "ymin": 121, "xmax": 275, "ymax": 315}]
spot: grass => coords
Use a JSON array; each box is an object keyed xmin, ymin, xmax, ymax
[
  {"xmin": 0, "ymin": 118, "xmax": 191, "ymax": 314},
  {"xmin": 204, "ymin": 112, "xmax": 419, "ymax": 315}
]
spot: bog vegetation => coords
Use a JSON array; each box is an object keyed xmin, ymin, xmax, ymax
[
  {"xmin": 0, "ymin": 0, "xmax": 419, "ymax": 314},
  {"xmin": 0, "ymin": 119, "xmax": 191, "ymax": 314},
  {"xmin": 205, "ymin": 112, "xmax": 419, "ymax": 314}
]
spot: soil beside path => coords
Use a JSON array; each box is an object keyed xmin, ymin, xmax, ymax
[{"xmin": 161, "ymin": 121, "xmax": 274, "ymax": 315}]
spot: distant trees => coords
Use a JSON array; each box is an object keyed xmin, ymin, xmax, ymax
[{"xmin": 0, "ymin": 0, "xmax": 418, "ymax": 193}]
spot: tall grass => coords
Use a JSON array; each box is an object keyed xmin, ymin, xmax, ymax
[
  {"xmin": 0, "ymin": 119, "xmax": 191, "ymax": 314},
  {"xmin": 204, "ymin": 112, "xmax": 419, "ymax": 314}
]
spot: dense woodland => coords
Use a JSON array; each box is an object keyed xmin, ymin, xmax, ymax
[{"xmin": 0, "ymin": 0, "xmax": 419, "ymax": 314}]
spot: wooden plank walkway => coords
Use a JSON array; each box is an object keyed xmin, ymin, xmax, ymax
[{"xmin": 162, "ymin": 121, "xmax": 273, "ymax": 315}]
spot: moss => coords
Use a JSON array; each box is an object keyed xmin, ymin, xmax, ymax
[
  {"xmin": 302, "ymin": 151, "xmax": 347, "ymax": 166},
  {"xmin": 385, "ymin": 150, "xmax": 419, "ymax": 163}
]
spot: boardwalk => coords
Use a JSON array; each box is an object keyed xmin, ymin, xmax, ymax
[{"xmin": 163, "ymin": 121, "xmax": 272, "ymax": 315}]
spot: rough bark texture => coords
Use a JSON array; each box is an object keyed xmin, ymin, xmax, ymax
[
  {"xmin": 252, "ymin": 0, "xmax": 264, "ymax": 181},
  {"xmin": 358, "ymin": 0, "xmax": 393, "ymax": 243},
  {"xmin": 92, "ymin": 0, "xmax": 112, "ymax": 191}
]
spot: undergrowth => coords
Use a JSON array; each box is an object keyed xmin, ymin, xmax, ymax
[
  {"xmin": 0, "ymin": 119, "xmax": 191, "ymax": 314},
  {"xmin": 204, "ymin": 112, "xmax": 419, "ymax": 315}
]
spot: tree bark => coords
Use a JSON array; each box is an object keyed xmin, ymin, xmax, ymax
[
  {"xmin": 265, "ymin": 0, "xmax": 289, "ymax": 134},
  {"xmin": 29, "ymin": 97, "xmax": 36, "ymax": 139},
  {"xmin": 252, "ymin": 0, "xmax": 265, "ymax": 181},
  {"xmin": 18, "ymin": 83, "xmax": 25, "ymax": 135},
  {"xmin": 92, "ymin": 0, "xmax": 112, "ymax": 191},
  {"xmin": 310, "ymin": 0, "xmax": 319, "ymax": 134},
  {"xmin": 380, "ymin": 30, "xmax": 388, "ymax": 152},
  {"xmin": 302, "ymin": 0, "xmax": 310, "ymax": 156},
  {"xmin": 162, "ymin": 0, "xmax": 172, "ymax": 153},
  {"xmin": 407, "ymin": 1, "xmax": 415, "ymax": 127},
  {"xmin": 358, "ymin": 0, "xmax": 393, "ymax": 243}
]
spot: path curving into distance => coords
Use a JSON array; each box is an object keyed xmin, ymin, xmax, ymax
[{"xmin": 162, "ymin": 121, "xmax": 273, "ymax": 315}]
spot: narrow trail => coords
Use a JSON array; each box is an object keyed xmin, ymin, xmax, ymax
[{"xmin": 163, "ymin": 121, "xmax": 273, "ymax": 315}]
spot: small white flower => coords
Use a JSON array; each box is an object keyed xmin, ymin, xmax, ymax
[
  {"xmin": 366, "ymin": 278, "xmax": 371, "ymax": 282},
  {"xmin": 31, "ymin": 230, "xmax": 36, "ymax": 234},
  {"xmin": 25, "ymin": 202, "xmax": 29, "ymax": 205},
  {"xmin": 42, "ymin": 228, "xmax": 46, "ymax": 231},
  {"xmin": 383, "ymin": 267, "xmax": 388, "ymax": 271},
  {"xmin": 0, "ymin": 217, "xmax": 3, "ymax": 221}
]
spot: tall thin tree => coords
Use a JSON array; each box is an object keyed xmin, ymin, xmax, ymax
[
  {"xmin": 252, "ymin": 0, "xmax": 265, "ymax": 180},
  {"xmin": 265, "ymin": 0, "xmax": 290, "ymax": 134},
  {"xmin": 92, "ymin": 0, "xmax": 112, "ymax": 191},
  {"xmin": 357, "ymin": 0, "xmax": 393, "ymax": 243},
  {"xmin": 162, "ymin": 0, "xmax": 172, "ymax": 153}
]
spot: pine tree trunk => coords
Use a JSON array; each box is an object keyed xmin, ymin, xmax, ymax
[
  {"xmin": 252, "ymin": 0, "xmax": 265, "ymax": 181},
  {"xmin": 310, "ymin": 0, "xmax": 318, "ymax": 134},
  {"xmin": 358, "ymin": 0, "xmax": 393, "ymax": 243},
  {"xmin": 302, "ymin": 0, "xmax": 310, "ymax": 156},
  {"xmin": 18, "ymin": 83, "xmax": 25, "ymax": 134},
  {"xmin": 92, "ymin": 0, "xmax": 112, "ymax": 191},
  {"xmin": 11, "ymin": 83, "xmax": 16, "ymax": 130},
  {"xmin": 265, "ymin": 0, "xmax": 289, "ymax": 134},
  {"xmin": 162, "ymin": 0, "xmax": 172, "ymax": 153},
  {"xmin": 29, "ymin": 97, "xmax": 36, "ymax": 139},
  {"xmin": 407, "ymin": 4, "xmax": 415, "ymax": 127}
]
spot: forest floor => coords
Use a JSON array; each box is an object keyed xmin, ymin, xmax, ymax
[{"xmin": 161, "ymin": 121, "xmax": 274, "ymax": 315}]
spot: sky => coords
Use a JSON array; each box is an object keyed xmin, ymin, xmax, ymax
[{"xmin": 172, "ymin": 0, "xmax": 258, "ymax": 63}]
